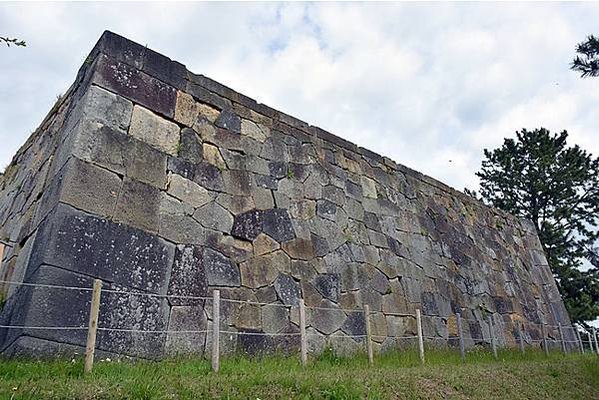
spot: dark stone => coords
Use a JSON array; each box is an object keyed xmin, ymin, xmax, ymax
[
  {"xmin": 231, "ymin": 210, "xmax": 264, "ymax": 241},
  {"xmin": 387, "ymin": 236, "xmax": 408, "ymax": 258},
  {"xmin": 255, "ymin": 174, "xmax": 278, "ymax": 190},
  {"xmin": 364, "ymin": 212, "xmax": 381, "ymax": 232},
  {"xmin": 493, "ymin": 296, "xmax": 513, "ymax": 314},
  {"xmin": 202, "ymin": 248, "xmax": 240, "ymax": 287},
  {"xmin": 237, "ymin": 329, "xmax": 268, "ymax": 355},
  {"xmin": 311, "ymin": 234, "xmax": 329, "ymax": 257},
  {"xmin": 179, "ymin": 128, "xmax": 203, "ymax": 164},
  {"xmin": 29, "ymin": 204, "xmax": 174, "ymax": 294},
  {"xmin": 268, "ymin": 161, "xmax": 287, "ymax": 179},
  {"xmin": 142, "ymin": 48, "xmax": 187, "ymax": 90},
  {"xmin": 167, "ymin": 245, "xmax": 208, "ymax": 306},
  {"xmin": 215, "ymin": 109, "xmax": 241, "ymax": 134},
  {"xmin": 312, "ymin": 273, "xmax": 341, "ymax": 302},
  {"xmin": 274, "ymin": 274, "xmax": 301, "ymax": 306},
  {"xmin": 421, "ymin": 292, "xmax": 439, "ymax": 315},
  {"xmin": 94, "ymin": 31, "xmax": 145, "ymax": 69},
  {"xmin": 93, "ymin": 54, "xmax": 176, "ymax": 118},
  {"xmin": 316, "ymin": 199, "xmax": 337, "ymax": 221},
  {"xmin": 345, "ymin": 180, "xmax": 362, "ymax": 198},
  {"xmin": 193, "ymin": 162, "xmax": 224, "ymax": 192},
  {"xmin": 167, "ymin": 157, "xmax": 195, "ymax": 180},
  {"xmin": 341, "ymin": 312, "xmax": 366, "ymax": 337},
  {"xmin": 262, "ymin": 209, "xmax": 295, "ymax": 243},
  {"xmin": 324, "ymin": 149, "xmax": 336, "ymax": 165}
]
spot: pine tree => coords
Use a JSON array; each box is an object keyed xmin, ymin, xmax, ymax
[
  {"xmin": 571, "ymin": 35, "xmax": 599, "ymax": 78},
  {"xmin": 472, "ymin": 128, "xmax": 599, "ymax": 324}
]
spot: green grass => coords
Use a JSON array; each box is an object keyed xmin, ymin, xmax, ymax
[{"xmin": 0, "ymin": 349, "xmax": 597, "ymax": 399}]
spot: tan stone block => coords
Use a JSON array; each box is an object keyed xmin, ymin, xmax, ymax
[
  {"xmin": 203, "ymin": 143, "xmax": 226, "ymax": 169},
  {"xmin": 289, "ymin": 200, "xmax": 316, "ymax": 220},
  {"xmin": 361, "ymin": 176, "xmax": 377, "ymax": 199},
  {"xmin": 167, "ymin": 173, "xmax": 212, "ymax": 208},
  {"xmin": 174, "ymin": 91, "xmax": 198, "ymax": 127},
  {"xmin": 253, "ymin": 233, "xmax": 280, "ymax": 256},
  {"xmin": 282, "ymin": 238, "xmax": 315, "ymax": 260},
  {"xmin": 129, "ymin": 105, "xmax": 180, "ymax": 155},
  {"xmin": 241, "ymin": 119, "xmax": 269, "ymax": 142},
  {"xmin": 197, "ymin": 103, "xmax": 220, "ymax": 123}
]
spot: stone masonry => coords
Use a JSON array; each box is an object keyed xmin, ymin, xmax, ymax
[{"xmin": 0, "ymin": 31, "xmax": 575, "ymax": 358}]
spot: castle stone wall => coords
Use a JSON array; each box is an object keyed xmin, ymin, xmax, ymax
[{"xmin": 0, "ymin": 31, "xmax": 574, "ymax": 358}]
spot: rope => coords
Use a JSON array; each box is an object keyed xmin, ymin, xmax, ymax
[{"xmin": 0, "ymin": 279, "xmax": 93, "ymax": 292}]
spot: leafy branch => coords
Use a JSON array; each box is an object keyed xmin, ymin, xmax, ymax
[{"xmin": 0, "ymin": 36, "xmax": 26, "ymax": 48}]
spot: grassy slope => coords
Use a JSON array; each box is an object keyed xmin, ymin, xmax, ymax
[{"xmin": 0, "ymin": 349, "xmax": 598, "ymax": 399}]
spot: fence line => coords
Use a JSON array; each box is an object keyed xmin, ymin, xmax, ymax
[{"xmin": 1, "ymin": 279, "xmax": 597, "ymax": 373}]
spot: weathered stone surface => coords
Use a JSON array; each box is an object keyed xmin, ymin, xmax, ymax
[
  {"xmin": 274, "ymin": 274, "xmax": 301, "ymax": 306},
  {"xmin": 281, "ymin": 238, "xmax": 315, "ymax": 260},
  {"xmin": 316, "ymin": 199, "xmax": 337, "ymax": 221},
  {"xmin": 93, "ymin": 54, "xmax": 177, "ymax": 118},
  {"xmin": 59, "ymin": 158, "xmax": 122, "ymax": 219},
  {"xmin": 30, "ymin": 204, "xmax": 174, "ymax": 293},
  {"xmin": 361, "ymin": 176, "xmax": 377, "ymax": 199},
  {"xmin": 193, "ymin": 202, "xmax": 233, "ymax": 233},
  {"xmin": 78, "ymin": 85, "xmax": 133, "ymax": 132},
  {"xmin": 241, "ymin": 119, "xmax": 269, "ymax": 142},
  {"xmin": 167, "ymin": 173, "xmax": 212, "ymax": 208},
  {"xmin": 178, "ymin": 128, "xmax": 203, "ymax": 163},
  {"xmin": 203, "ymin": 248, "xmax": 240, "ymax": 287},
  {"xmin": 159, "ymin": 194, "xmax": 205, "ymax": 245},
  {"xmin": 129, "ymin": 105, "xmax": 180, "ymax": 155},
  {"xmin": 231, "ymin": 210, "xmax": 264, "ymax": 241},
  {"xmin": 174, "ymin": 91, "xmax": 199, "ymax": 127},
  {"xmin": 313, "ymin": 273, "xmax": 341, "ymax": 302},
  {"xmin": 253, "ymin": 233, "xmax": 280, "ymax": 256},
  {"xmin": 114, "ymin": 178, "xmax": 161, "ymax": 233},
  {"xmin": 215, "ymin": 109, "xmax": 241, "ymax": 133},
  {"xmin": 262, "ymin": 304, "xmax": 289, "ymax": 333},
  {"xmin": 262, "ymin": 209, "xmax": 295, "ymax": 243},
  {"xmin": 203, "ymin": 143, "xmax": 226, "ymax": 169},
  {"xmin": 167, "ymin": 245, "xmax": 207, "ymax": 306},
  {"xmin": 166, "ymin": 305, "xmax": 207, "ymax": 355},
  {"xmin": 311, "ymin": 300, "xmax": 346, "ymax": 335},
  {"xmin": 341, "ymin": 311, "xmax": 366, "ymax": 337}
]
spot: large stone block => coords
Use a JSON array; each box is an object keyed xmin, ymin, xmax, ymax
[
  {"xmin": 29, "ymin": 203, "xmax": 175, "ymax": 294},
  {"xmin": 129, "ymin": 105, "xmax": 180, "ymax": 156},
  {"xmin": 92, "ymin": 54, "xmax": 177, "ymax": 118},
  {"xmin": 114, "ymin": 178, "xmax": 161, "ymax": 233},
  {"xmin": 167, "ymin": 245, "xmax": 208, "ymax": 306}
]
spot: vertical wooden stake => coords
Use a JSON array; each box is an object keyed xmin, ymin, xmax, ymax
[
  {"xmin": 576, "ymin": 329, "xmax": 584, "ymax": 354},
  {"xmin": 211, "ymin": 290, "xmax": 220, "ymax": 373},
  {"xmin": 488, "ymin": 316, "xmax": 497, "ymax": 360},
  {"xmin": 456, "ymin": 312, "xmax": 465, "ymax": 362},
  {"xmin": 593, "ymin": 329, "xmax": 599, "ymax": 355},
  {"xmin": 518, "ymin": 323, "xmax": 525, "ymax": 354},
  {"xmin": 84, "ymin": 279, "xmax": 102, "ymax": 374},
  {"xmin": 416, "ymin": 309, "xmax": 424, "ymax": 365},
  {"xmin": 364, "ymin": 305, "xmax": 373, "ymax": 366},
  {"xmin": 299, "ymin": 299, "xmax": 308, "ymax": 367},
  {"xmin": 558, "ymin": 323, "xmax": 566, "ymax": 354},
  {"xmin": 541, "ymin": 322, "xmax": 549, "ymax": 356},
  {"xmin": 588, "ymin": 331, "xmax": 594, "ymax": 354}
]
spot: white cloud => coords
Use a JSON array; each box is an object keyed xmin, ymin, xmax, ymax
[{"xmin": 0, "ymin": 1, "xmax": 598, "ymax": 195}]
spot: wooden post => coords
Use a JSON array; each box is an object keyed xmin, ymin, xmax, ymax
[
  {"xmin": 488, "ymin": 316, "xmax": 497, "ymax": 360},
  {"xmin": 364, "ymin": 305, "xmax": 373, "ymax": 366},
  {"xmin": 517, "ymin": 322, "xmax": 525, "ymax": 354},
  {"xmin": 576, "ymin": 329, "xmax": 584, "ymax": 354},
  {"xmin": 299, "ymin": 299, "xmax": 308, "ymax": 367},
  {"xmin": 541, "ymin": 322, "xmax": 549, "ymax": 356},
  {"xmin": 211, "ymin": 290, "xmax": 220, "ymax": 373},
  {"xmin": 558, "ymin": 323, "xmax": 566, "ymax": 354},
  {"xmin": 416, "ymin": 309, "xmax": 425, "ymax": 365},
  {"xmin": 84, "ymin": 279, "xmax": 102, "ymax": 374},
  {"xmin": 593, "ymin": 329, "xmax": 599, "ymax": 355},
  {"xmin": 588, "ymin": 331, "xmax": 594, "ymax": 354},
  {"xmin": 456, "ymin": 312, "xmax": 465, "ymax": 362}
]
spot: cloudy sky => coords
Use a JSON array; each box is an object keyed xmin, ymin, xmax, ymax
[{"xmin": 1, "ymin": 2, "xmax": 598, "ymax": 193}]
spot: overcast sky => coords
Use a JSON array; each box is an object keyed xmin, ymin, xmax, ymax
[{"xmin": 1, "ymin": 2, "xmax": 598, "ymax": 193}]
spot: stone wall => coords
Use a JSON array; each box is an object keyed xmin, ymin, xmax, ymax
[{"xmin": 0, "ymin": 31, "xmax": 574, "ymax": 358}]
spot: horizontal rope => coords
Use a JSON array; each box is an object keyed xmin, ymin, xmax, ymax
[
  {"xmin": 0, "ymin": 279, "xmax": 93, "ymax": 292},
  {"xmin": 0, "ymin": 325, "xmax": 88, "ymax": 330}
]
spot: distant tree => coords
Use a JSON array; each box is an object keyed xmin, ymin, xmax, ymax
[
  {"xmin": 0, "ymin": 36, "xmax": 26, "ymax": 48},
  {"xmin": 571, "ymin": 35, "xmax": 599, "ymax": 78},
  {"xmin": 471, "ymin": 128, "xmax": 599, "ymax": 325}
]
